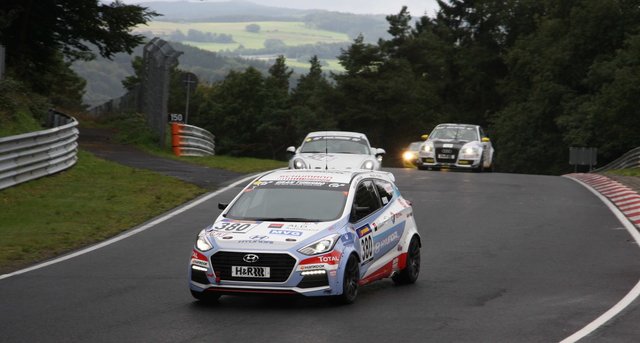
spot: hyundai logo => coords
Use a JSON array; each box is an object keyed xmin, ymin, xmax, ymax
[{"xmin": 243, "ymin": 254, "xmax": 259, "ymax": 263}]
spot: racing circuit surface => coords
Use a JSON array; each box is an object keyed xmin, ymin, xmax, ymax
[{"xmin": 2, "ymin": 169, "xmax": 640, "ymax": 342}]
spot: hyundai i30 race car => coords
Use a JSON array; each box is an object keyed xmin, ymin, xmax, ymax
[
  {"xmin": 286, "ymin": 131, "xmax": 386, "ymax": 170},
  {"xmin": 417, "ymin": 123, "xmax": 494, "ymax": 172},
  {"xmin": 189, "ymin": 169, "xmax": 421, "ymax": 304}
]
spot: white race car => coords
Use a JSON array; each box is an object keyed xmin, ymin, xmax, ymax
[
  {"xmin": 286, "ymin": 131, "xmax": 385, "ymax": 170},
  {"xmin": 417, "ymin": 123, "xmax": 494, "ymax": 172},
  {"xmin": 188, "ymin": 169, "xmax": 421, "ymax": 304}
]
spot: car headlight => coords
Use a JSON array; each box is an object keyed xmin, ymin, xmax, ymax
[
  {"xmin": 293, "ymin": 158, "xmax": 307, "ymax": 169},
  {"xmin": 462, "ymin": 146, "xmax": 480, "ymax": 155},
  {"xmin": 361, "ymin": 160, "xmax": 375, "ymax": 170},
  {"xmin": 402, "ymin": 151, "xmax": 415, "ymax": 161},
  {"xmin": 196, "ymin": 229, "xmax": 213, "ymax": 251},
  {"xmin": 422, "ymin": 142, "xmax": 434, "ymax": 152},
  {"xmin": 298, "ymin": 234, "xmax": 340, "ymax": 256}
]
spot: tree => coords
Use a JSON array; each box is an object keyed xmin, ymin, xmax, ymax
[
  {"xmin": 0, "ymin": 0, "xmax": 157, "ymax": 95},
  {"xmin": 245, "ymin": 24, "xmax": 261, "ymax": 33}
]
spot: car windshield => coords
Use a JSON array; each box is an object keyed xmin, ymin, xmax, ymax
[
  {"xmin": 300, "ymin": 137, "xmax": 370, "ymax": 155},
  {"xmin": 429, "ymin": 126, "xmax": 479, "ymax": 141},
  {"xmin": 225, "ymin": 182, "xmax": 349, "ymax": 222}
]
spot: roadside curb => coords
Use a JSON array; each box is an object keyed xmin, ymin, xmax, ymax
[{"xmin": 565, "ymin": 173, "xmax": 640, "ymax": 229}]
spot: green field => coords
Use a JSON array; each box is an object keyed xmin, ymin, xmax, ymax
[{"xmin": 139, "ymin": 21, "xmax": 350, "ymax": 50}]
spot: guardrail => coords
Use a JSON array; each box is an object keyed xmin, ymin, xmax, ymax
[
  {"xmin": 593, "ymin": 147, "xmax": 640, "ymax": 172},
  {"xmin": 171, "ymin": 123, "xmax": 215, "ymax": 156},
  {"xmin": 0, "ymin": 109, "xmax": 78, "ymax": 190}
]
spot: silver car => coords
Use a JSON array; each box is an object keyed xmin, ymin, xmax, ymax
[
  {"xmin": 417, "ymin": 123, "xmax": 494, "ymax": 172},
  {"xmin": 286, "ymin": 131, "xmax": 386, "ymax": 170}
]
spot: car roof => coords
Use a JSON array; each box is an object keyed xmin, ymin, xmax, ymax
[
  {"xmin": 258, "ymin": 169, "xmax": 395, "ymax": 184},
  {"xmin": 305, "ymin": 131, "xmax": 368, "ymax": 140}
]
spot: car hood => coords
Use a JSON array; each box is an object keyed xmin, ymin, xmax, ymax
[
  {"xmin": 296, "ymin": 153, "xmax": 373, "ymax": 169},
  {"xmin": 205, "ymin": 219, "xmax": 336, "ymax": 250}
]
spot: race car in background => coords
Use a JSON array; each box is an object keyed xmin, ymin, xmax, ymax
[
  {"xmin": 188, "ymin": 169, "xmax": 421, "ymax": 304},
  {"xmin": 402, "ymin": 141, "xmax": 423, "ymax": 167},
  {"xmin": 417, "ymin": 123, "xmax": 494, "ymax": 172},
  {"xmin": 286, "ymin": 131, "xmax": 386, "ymax": 170}
]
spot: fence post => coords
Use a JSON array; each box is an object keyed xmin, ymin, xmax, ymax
[{"xmin": 0, "ymin": 45, "xmax": 5, "ymax": 80}]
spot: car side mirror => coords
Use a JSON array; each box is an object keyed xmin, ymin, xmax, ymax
[
  {"xmin": 286, "ymin": 146, "xmax": 296, "ymax": 154},
  {"xmin": 421, "ymin": 134, "xmax": 429, "ymax": 140},
  {"xmin": 375, "ymin": 148, "xmax": 386, "ymax": 156},
  {"xmin": 482, "ymin": 137, "xmax": 490, "ymax": 143},
  {"xmin": 218, "ymin": 203, "xmax": 228, "ymax": 210}
]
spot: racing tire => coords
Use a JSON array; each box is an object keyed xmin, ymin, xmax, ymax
[
  {"xmin": 335, "ymin": 254, "xmax": 360, "ymax": 305},
  {"xmin": 417, "ymin": 165, "xmax": 428, "ymax": 170},
  {"xmin": 393, "ymin": 236, "xmax": 420, "ymax": 285},
  {"xmin": 473, "ymin": 157, "xmax": 485, "ymax": 173},
  {"xmin": 191, "ymin": 289, "xmax": 221, "ymax": 303}
]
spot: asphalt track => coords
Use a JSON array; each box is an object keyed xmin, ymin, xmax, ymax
[{"xmin": 2, "ymin": 168, "xmax": 640, "ymax": 342}]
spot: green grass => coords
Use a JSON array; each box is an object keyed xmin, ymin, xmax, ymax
[
  {"xmin": 605, "ymin": 168, "xmax": 640, "ymax": 177},
  {"xmin": 0, "ymin": 150, "xmax": 205, "ymax": 274},
  {"xmin": 140, "ymin": 21, "xmax": 350, "ymax": 50}
]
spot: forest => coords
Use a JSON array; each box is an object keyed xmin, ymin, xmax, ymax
[
  {"xmin": 2, "ymin": 0, "xmax": 640, "ymax": 175},
  {"xmin": 166, "ymin": 0, "xmax": 640, "ymax": 174}
]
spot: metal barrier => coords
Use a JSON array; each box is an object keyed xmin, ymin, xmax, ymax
[
  {"xmin": 593, "ymin": 147, "xmax": 640, "ymax": 172},
  {"xmin": 171, "ymin": 123, "xmax": 215, "ymax": 156},
  {"xmin": 0, "ymin": 109, "xmax": 78, "ymax": 190}
]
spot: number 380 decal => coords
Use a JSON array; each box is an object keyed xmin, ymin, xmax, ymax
[{"xmin": 213, "ymin": 222, "xmax": 255, "ymax": 233}]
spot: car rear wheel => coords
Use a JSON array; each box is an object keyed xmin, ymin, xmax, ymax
[
  {"xmin": 393, "ymin": 236, "xmax": 420, "ymax": 285},
  {"xmin": 336, "ymin": 254, "xmax": 359, "ymax": 304},
  {"xmin": 191, "ymin": 289, "xmax": 221, "ymax": 303}
]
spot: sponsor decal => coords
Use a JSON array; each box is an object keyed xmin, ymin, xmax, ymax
[
  {"xmin": 275, "ymin": 180, "xmax": 328, "ymax": 187},
  {"xmin": 269, "ymin": 229, "xmax": 303, "ymax": 237},
  {"xmin": 237, "ymin": 240, "xmax": 274, "ymax": 244},
  {"xmin": 341, "ymin": 232, "xmax": 354, "ymax": 245},
  {"xmin": 250, "ymin": 235, "xmax": 269, "ymax": 240},
  {"xmin": 355, "ymin": 225, "xmax": 372, "ymax": 238},
  {"xmin": 191, "ymin": 250, "xmax": 207, "ymax": 261},
  {"xmin": 299, "ymin": 264, "xmax": 324, "ymax": 271},
  {"xmin": 208, "ymin": 231, "xmax": 232, "ymax": 238},
  {"xmin": 277, "ymin": 175, "xmax": 333, "ymax": 181},
  {"xmin": 268, "ymin": 223, "xmax": 284, "ymax": 229},
  {"xmin": 300, "ymin": 250, "xmax": 341, "ymax": 265},
  {"xmin": 329, "ymin": 270, "xmax": 337, "ymax": 277},
  {"xmin": 285, "ymin": 223, "xmax": 318, "ymax": 231},
  {"xmin": 374, "ymin": 232, "xmax": 399, "ymax": 254},
  {"xmin": 191, "ymin": 259, "xmax": 209, "ymax": 268}
]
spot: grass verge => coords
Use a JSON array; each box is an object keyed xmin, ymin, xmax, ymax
[
  {"xmin": 605, "ymin": 169, "xmax": 640, "ymax": 177},
  {"xmin": 0, "ymin": 150, "xmax": 205, "ymax": 274}
]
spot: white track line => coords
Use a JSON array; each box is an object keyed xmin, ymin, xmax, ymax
[
  {"xmin": 0, "ymin": 173, "xmax": 260, "ymax": 281},
  {"xmin": 561, "ymin": 176, "xmax": 640, "ymax": 343}
]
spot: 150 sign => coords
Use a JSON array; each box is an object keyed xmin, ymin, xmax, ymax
[{"xmin": 168, "ymin": 113, "xmax": 184, "ymax": 123}]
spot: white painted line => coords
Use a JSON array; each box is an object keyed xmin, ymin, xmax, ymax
[
  {"xmin": 561, "ymin": 176, "xmax": 640, "ymax": 343},
  {"xmin": 0, "ymin": 173, "xmax": 262, "ymax": 281}
]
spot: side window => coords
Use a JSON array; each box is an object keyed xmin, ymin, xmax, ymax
[
  {"xmin": 374, "ymin": 180, "xmax": 394, "ymax": 206},
  {"xmin": 478, "ymin": 127, "xmax": 486, "ymax": 139},
  {"xmin": 350, "ymin": 180, "xmax": 381, "ymax": 222}
]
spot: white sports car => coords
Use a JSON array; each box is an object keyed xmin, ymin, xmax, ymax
[
  {"xmin": 286, "ymin": 131, "xmax": 385, "ymax": 170},
  {"xmin": 417, "ymin": 123, "xmax": 494, "ymax": 172},
  {"xmin": 188, "ymin": 169, "xmax": 421, "ymax": 304}
]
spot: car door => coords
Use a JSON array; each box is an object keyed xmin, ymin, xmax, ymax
[
  {"xmin": 350, "ymin": 180, "xmax": 382, "ymax": 266},
  {"xmin": 371, "ymin": 179, "xmax": 405, "ymax": 261}
]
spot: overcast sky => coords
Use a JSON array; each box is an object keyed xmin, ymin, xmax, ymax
[{"xmin": 123, "ymin": 0, "xmax": 441, "ymax": 16}]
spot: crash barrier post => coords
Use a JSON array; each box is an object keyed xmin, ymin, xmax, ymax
[
  {"xmin": 0, "ymin": 109, "xmax": 78, "ymax": 190},
  {"xmin": 593, "ymin": 147, "xmax": 640, "ymax": 172},
  {"xmin": 171, "ymin": 123, "xmax": 215, "ymax": 156}
]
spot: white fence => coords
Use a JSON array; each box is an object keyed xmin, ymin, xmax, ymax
[
  {"xmin": 171, "ymin": 123, "xmax": 215, "ymax": 156},
  {"xmin": 0, "ymin": 110, "xmax": 78, "ymax": 190},
  {"xmin": 594, "ymin": 147, "xmax": 640, "ymax": 172}
]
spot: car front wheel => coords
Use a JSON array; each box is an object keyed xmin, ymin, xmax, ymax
[{"xmin": 336, "ymin": 254, "xmax": 359, "ymax": 304}]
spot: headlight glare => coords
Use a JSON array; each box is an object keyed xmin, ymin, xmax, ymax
[
  {"xmin": 422, "ymin": 143, "xmax": 434, "ymax": 152},
  {"xmin": 361, "ymin": 160, "xmax": 375, "ymax": 170},
  {"xmin": 463, "ymin": 146, "xmax": 479, "ymax": 155},
  {"xmin": 293, "ymin": 159, "xmax": 306, "ymax": 169},
  {"xmin": 402, "ymin": 151, "xmax": 415, "ymax": 161},
  {"xmin": 196, "ymin": 230, "xmax": 213, "ymax": 251},
  {"xmin": 298, "ymin": 234, "xmax": 340, "ymax": 255}
]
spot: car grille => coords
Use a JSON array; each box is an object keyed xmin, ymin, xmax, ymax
[
  {"xmin": 210, "ymin": 252, "xmax": 296, "ymax": 282},
  {"xmin": 435, "ymin": 147, "xmax": 458, "ymax": 163}
]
